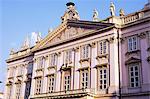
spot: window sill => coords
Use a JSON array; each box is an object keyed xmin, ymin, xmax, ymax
[
  {"xmin": 8, "ymin": 76, "xmax": 14, "ymax": 79},
  {"xmin": 125, "ymin": 50, "xmax": 140, "ymax": 56},
  {"xmin": 128, "ymin": 86, "xmax": 141, "ymax": 89},
  {"xmin": 36, "ymin": 68, "xmax": 44, "ymax": 72},
  {"xmin": 79, "ymin": 58, "xmax": 90, "ymax": 63},
  {"xmin": 96, "ymin": 54, "xmax": 108, "ymax": 59},
  {"xmin": 16, "ymin": 75, "xmax": 23, "ymax": 77},
  {"xmin": 47, "ymin": 65, "xmax": 57, "ymax": 70}
]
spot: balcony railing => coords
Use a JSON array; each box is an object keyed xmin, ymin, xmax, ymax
[{"xmin": 30, "ymin": 88, "xmax": 95, "ymax": 99}]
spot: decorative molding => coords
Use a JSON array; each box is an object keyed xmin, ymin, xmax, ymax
[
  {"xmin": 90, "ymin": 42, "xmax": 96, "ymax": 48},
  {"xmin": 108, "ymin": 36, "xmax": 115, "ymax": 43},
  {"xmin": 96, "ymin": 54, "xmax": 108, "ymax": 59},
  {"xmin": 138, "ymin": 32, "xmax": 146, "ymax": 39},
  {"xmin": 125, "ymin": 57, "xmax": 141, "ymax": 65},
  {"xmin": 125, "ymin": 50, "xmax": 140, "ymax": 56},
  {"xmin": 147, "ymin": 56, "xmax": 150, "ymax": 62},
  {"xmin": 94, "ymin": 63, "xmax": 108, "ymax": 68},
  {"xmin": 79, "ymin": 58, "xmax": 90, "ymax": 63}
]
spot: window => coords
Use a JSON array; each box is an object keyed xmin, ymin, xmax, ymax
[
  {"xmin": 98, "ymin": 67, "xmax": 108, "ymax": 90},
  {"xmin": 98, "ymin": 40, "xmax": 107, "ymax": 55},
  {"xmin": 37, "ymin": 57, "xmax": 44, "ymax": 69},
  {"xmin": 7, "ymin": 85, "xmax": 12, "ymax": 99},
  {"xmin": 17, "ymin": 65, "xmax": 23, "ymax": 76},
  {"xmin": 81, "ymin": 45, "xmax": 89, "ymax": 59},
  {"xmin": 129, "ymin": 64, "xmax": 140, "ymax": 88},
  {"xmin": 64, "ymin": 73, "xmax": 71, "ymax": 91},
  {"xmin": 47, "ymin": 75, "xmax": 55, "ymax": 93},
  {"xmin": 25, "ymin": 82, "xmax": 31, "ymax": 99},
  {"xmin": 35, "ymin": 77, "xmax": 42, "ymax": 94},
  {"xmin": 128, "ymin": 36, "xmax": 138, "ymax": 52},
  {"xmin": 80, "ymin": 69, "xmax": 89, "ymax": 89},
  {"xmin": 65, "ymin": 50, "xmax": 72, "ymax": 64},
  {"xmin": 8, "ymin": 68, "xmax": 14, "ymax": 78},
  {"xmin": 16, "ymin": 83, "xmax": 21, "ymax": 99},
  {"xmin": 49, "ymin": 53, "xmax": 57, "ymax": 66}
]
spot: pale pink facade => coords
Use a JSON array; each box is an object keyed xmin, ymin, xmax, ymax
[{"xmin": 4, "ymin": 1, "xmax": 150, "ymax": 99}]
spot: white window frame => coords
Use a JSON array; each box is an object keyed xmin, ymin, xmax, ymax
[
  {"xmin": 80, "ymin": 69, "xmax": 89, "ymax": 89},
  {"xmin": 37, "ymin": 57, "xmax": 44, "ymax": 69},
  {"xmin": 7, "ymin": 85, "xmax": 12, "ymax": 99},
  {"xmin": 35, "ymin": 77, "xmax": 42, "ymax": 94},
  {"xmin": 8, "ymin": 68, "xmax": 14, "ymax": 78},
  {"xmin": 129, "ymin": 64, "xmax": 140, "ymax": 88},
  {"xmin": 15, "ymin": 83, "xmax": 22, "ymax": 99},
  {"xmin": 81, "ymin": 45, "xmax": 89, "ymax": 59},
  {"xmin": 65, "ymin": 50, "xmax": 72, "ymax": 64},
  {"xmin": 49, "ymin": 53, "xmax": 57, "ymax": 66},
  {"xmin": 98, "ymin": 67, "xmax": 108, "ymax": 90},
  {"xmin": 64, "ymin": 74, "xmax": 71, "ymax": 91},
  {"xmin": 128, "ymin": 36, "xmax": 138, "ymax": 52},
  {"xmin": 98, "ymin": 40, "xmax": 108, "ymax": 55},
  {"xmin": 47, "ymin": 75, "xmax": 55, "ymax": 93},
  {"xmin": 17, "ymin": 65, "xmax": 23, "ymax": 76}
]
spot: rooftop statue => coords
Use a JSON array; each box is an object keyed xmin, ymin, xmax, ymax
[
  {"xmin": 119, "ymin": 9, "xmax": 125, "ymax": 16},
  {"xmin": 10, "ymin": 48, "xmax": 15, "ymax": 55},
  {"xmin": 110, "ymin": 2, "xmax": 115, "ymax": 16},
  {"xmin": 21, "ymin": 36, "xmax": 30, "ymax": 50},
  {"xmin": 61, "ymin": 2, "xmax": 80, "ymax": 22},
  {"xmin": 93, "ymin": 9, "xmax": 99, "ymax": 21}
]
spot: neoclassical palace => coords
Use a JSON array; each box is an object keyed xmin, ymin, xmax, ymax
[{"xmin": 4, "ymin": 1, "xmax": 150, "ymax": 99}]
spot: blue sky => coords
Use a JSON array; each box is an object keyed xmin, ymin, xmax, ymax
[{"xmin": 0, "ymin": 0, "xmax": 148, "ymax": 92}]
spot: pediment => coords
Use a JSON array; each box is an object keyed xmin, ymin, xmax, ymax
[
  {"xmin": 125, "ymin": 57, "xmax": 141, "ymax": 65},
  {"xmin": 32, "ymin": 20, "xmax": 114, "ymax": 52}
]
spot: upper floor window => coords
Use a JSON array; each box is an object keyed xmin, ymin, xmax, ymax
[
  {"xmin": 128, "ymin": 36, "xmax": 138, "ymax": 52},
  {"xmin": 64, "ymin": 71, "xmax": 71, "ymax": 91},
  {"xmin": 37, "ymin": 57, "xmax": 44, "ymax": 69},
  {"xmin": 25, "ymin": 82, "xmax": 31, "ymax": 99},
  {"xmin": 129, "ymin": 64, "xmax": 140, "ymax": 88},
  {"xmin": 16, "ymin": 83, "xmax": 22, "ymax": 99},
  {"xmin": 65, "ymin": 50, "xmax": 72, "ymax": 64},
  {"xmin": 8, "ymin": 68, "xmax": 14, "ymax": 78},
  {"xmin": 35, "ymin": 77, "xmax": 42, "ymax": 94},
  {"xmin": 98, "ymin": 40, "xmax": 108, "ymax": 55},
  {"xmin": 49, "ymin": 53, "xmax": 57, "ymax": 66},
  {"xmin": 47, "ymin": 75, "xmax": 55, "ymax": 93},
  {"xmin": 98, "ymin": 67, "xmax": 108, "ymax": 90},
  {"xmin": 7, "ymin": 85, "xmax": 12, "ymax": 99},
  {"xmin": 17, "ymin": 65, "xmax": 24, "ymax": 76},
  {"xmin": 80, "ymin": 69, "xmax": 89, "ymax": 89},
  {"xmin": 81, "ymin": 45, "xmax": 90, "ymax": 59}
]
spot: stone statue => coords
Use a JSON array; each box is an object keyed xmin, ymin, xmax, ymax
[
  {"xmin": 61, "ymin": 2, "xmax": 80, "ymax": 22},
  {"xmin": 110, "ymin": 2, "xmax": 115, "ymax": 16},
  {"xmin": 93, "ymin": 9, "xmax": 99, "ymax": 21},
  {"xmin": 10, "ymin": 48, "xmax": 15, "ymax": 55},
  {"xmin": 37, "ymin": 32, "xmax": 42, "ymax": 42},
  {"xmin": 119, "ymin": 9, "xmax": 125, "ymax": 16},
  {"xmin": 21, "ymin": 36, "xmax": 30, "ymax": 49}
]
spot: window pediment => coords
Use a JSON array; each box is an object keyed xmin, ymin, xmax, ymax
[{"xmin": 125, "ymin": 57, "xmax": 141, "ymax": 65}]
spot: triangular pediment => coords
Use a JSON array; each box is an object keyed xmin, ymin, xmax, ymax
[
  {"xmin": 32, "ymin": 20, "xmax": 114, "ymax": 52},
  {"xmin": 125, "ymin": 57, "xmax": 141, "ymax": 65}
]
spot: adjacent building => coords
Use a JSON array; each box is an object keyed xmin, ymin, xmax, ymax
[{"xmin": 4, "ymin": 1, "xmax": 150, "ymax": 99}]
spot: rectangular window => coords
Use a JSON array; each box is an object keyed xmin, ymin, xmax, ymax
[
  {"xmin": 25, "ymin": 82, "xmax": 31, "ymax": 99},
  {"xmin": 7, "ymin": 85, "xmax": 12, "ymax": 99},
  {"xmin": 129, "ymin": 64, "xmax": 140, "ymax": 88},
  {"xmin": 8, "ymin": 68, "xmax": 14, "ymax": 78},
  {"xmin": 98, "ymin": 67, "xmax": 108, "ymax": 90},
  {"xmin": 65, "ymin": 50, "xmax": 72, "ymax": 64},
  {"xmin": 35, "ymin": 77, "xmax": 42, "ymax": 94},
  {"xmin": 16, "ymin": 83, "xmax": 21, "ymax": 99},
  {"xmin": 47, "ymin": 75, "xmax": 55, "ymax": 93},
  {"xmin": 80, "ymin": 69, "xmax": 89, "ymax": 89},
  {"xmin": 17, "ymin": 65, "xmax": 23, "ymax": 76},
  {"xmin": 81, "ymin": 45, "xmax": 89, "ymax": 59},
  {"xmin": 37, "ymin": 57, "xmax": 44, "ymax": 69},
  {"xmin": 128, "ymin": 36, "xmax": 138, "ymax": 52},
  {"xmin": 98, "ymin": 40, "xmax": 108, "ymax": 55},
  {"xmin": 49, "ymin": 54, "xmax": 57, "ymax": 66},
  {"xmin": 64, "ymin": 74, "xmax": 71, "ymax": 91}
]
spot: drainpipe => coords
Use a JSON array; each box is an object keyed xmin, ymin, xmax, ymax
[{"xmin": 117, "ymin": 28, "xmax": 121, "ymax": 99}]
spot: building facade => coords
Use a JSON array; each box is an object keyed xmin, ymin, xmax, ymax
[{"xmin": 4, "ymin": 1, "xmax": 150, "ymax": 99}]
